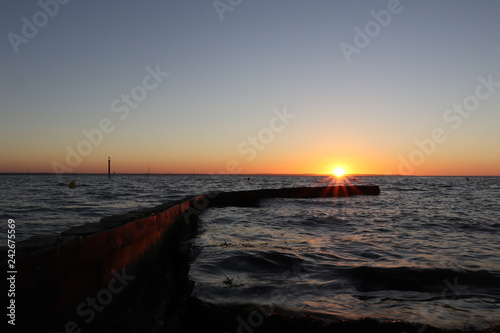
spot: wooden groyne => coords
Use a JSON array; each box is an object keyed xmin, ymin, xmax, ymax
[
  {"xmin": 206, "ymin": 185, "xmax": 380, "ymax": 207},
  {"xmin": 1, "ymin": 185, "xmax": 379, "ymax": 332}
]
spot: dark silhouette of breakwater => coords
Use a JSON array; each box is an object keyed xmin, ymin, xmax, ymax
[{"xmin": 207, "ymin": 185, "xmax": 380, "ymax": 207}]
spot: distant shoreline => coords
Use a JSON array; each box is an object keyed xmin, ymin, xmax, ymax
[{"xmin": 0, "ymin": 173, "xmax": 498, "ymax": 177}]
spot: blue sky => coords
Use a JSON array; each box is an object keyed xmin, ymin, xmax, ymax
[{"xmin": 1, "ymin": 0, "xmax": 499, "ymax": 175}]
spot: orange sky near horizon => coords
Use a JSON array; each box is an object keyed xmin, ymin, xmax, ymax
[{"xmin": 2, "ymin": 146, "xmax": 499, "ymax": 176}]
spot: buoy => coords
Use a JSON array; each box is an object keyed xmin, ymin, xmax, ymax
[{"xmin": 69, "ymin": 181, "xmax": 77, "ymax": 188}]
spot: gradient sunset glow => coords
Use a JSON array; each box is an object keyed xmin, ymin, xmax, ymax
[{"xmin": 1, "ymin": 1, "xmax": 499, "ymax": 176}]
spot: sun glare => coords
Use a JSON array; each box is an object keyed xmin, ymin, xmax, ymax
[{"xmin": 332, "ymin": 167, "xmax": 346, "ymax": 178}]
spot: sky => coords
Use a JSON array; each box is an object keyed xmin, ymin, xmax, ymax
[{"xmin": 1, "ymin": 0, "xmax": 499, "ymax": 176}]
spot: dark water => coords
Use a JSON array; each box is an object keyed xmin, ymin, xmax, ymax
[
  {"xmin": 1, "ymin": 174, "xmax": 499, "ymax": 329},
  {"xmin": 187, "ymin": 176, "xmax": 500, "ymax": 329},
  {"xmin": 0, "ymin": 174, "xmax": 313, "ymax": 242}
]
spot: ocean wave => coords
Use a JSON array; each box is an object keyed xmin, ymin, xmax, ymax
[
  {"xmin": 217, "ymin": 250, "xmax": 304, "ymax": 274},
  {"xmin": 339, "ymin": 266, "xmax": 500, "ymax": 294}
]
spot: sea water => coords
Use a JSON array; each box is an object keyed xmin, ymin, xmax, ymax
[{"xmin": 0, "ymin": 174, "xmax": 499, "ymax": 329}]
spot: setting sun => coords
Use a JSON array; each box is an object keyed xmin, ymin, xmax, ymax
[{"xmin": 332, "ymin": 167, "xmax": 346, "ymax": 177}]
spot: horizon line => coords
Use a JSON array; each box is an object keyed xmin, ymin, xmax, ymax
[{"xmin": 0, "ymin": 172, "xmax": 498, "ymax": 177}]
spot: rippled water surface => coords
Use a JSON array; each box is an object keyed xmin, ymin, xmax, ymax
[
  {"xmin": 0, "ymin": 174, "xmax": 315, "ymax": 242},
  {"xmin": 187, "ymin": 176, "xmax": 500, "ymax": 329},
  {"xmin": 1, "ymin": 174, "xmax": 499, "ymax": 328}
]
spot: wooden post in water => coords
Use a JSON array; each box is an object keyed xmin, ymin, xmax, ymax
[{"xmin": 108, "ymin": 157, "xmax": 111, "ymax": 178}]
